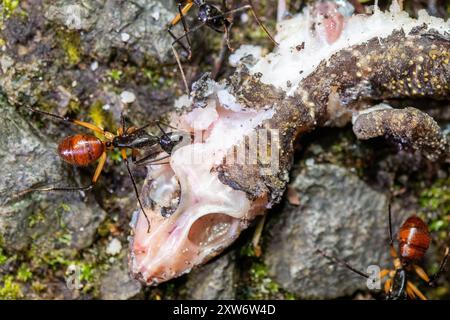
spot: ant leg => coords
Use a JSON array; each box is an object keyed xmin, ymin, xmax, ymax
[
  {"xmin": 246, "ymin": 0, "xmax": 278, "ymax": 45},
  {"xmin": 379, "ymin": 269, "xmax": 391, "ymax": 280},
  {"xmin": 388, "ymin": 203, "xmax": 398, "ymax": 258},
  {"xmin": 121, "ymin": 149, "xmax": 151, "ymax": 233},
  {"xmin": 21, "ymin": 151, "xmax": 107, "ymax": 193},
  {"xmin": 412, "ymin": 264, "xmax": 430, "ymax": 283},
  {"xmin": 428, "ymin": 247, "xmax": 449, "ymax": 286},
  {"xmin": 316, "ymin": 248, "xmax": 370, "ymax": 278},
  {"xmin": 168, "ymin": 18, "xmax": 205, "ymax": 95},
  {"xmin": 405, "ymin": 282, "xmax": 416, "ymax": 299},
  {"xmin": 155, "ymin": 119, "xmax": 180, "ymax": 132},
  {"xmin": 27, "ymin": 107, "xmax": 114, "ymax": 139},
  {"xmin": 131, "ymin": 149, "xmax": 139, "ymax": 163},
  {"xmin": 170, "ymin": 1, "xmax": 194, "ymax": 28},
  {"xmin": 178, "ymin": 2, "xmax": 193, "ymax": 60},
  {"xmin": 224, "ymin": 22, "xmax": 234, "ymax": 52},
  {"xmin": 134, "ymin": 151, "xmax": 158, "ymax": 165},
  {"xmin": 148, "ymin": 162, "xmax": 170, "ymax": 166},
  {"xmin": 135, "ymin": 154, "xmax": 171, "ymax": 166},
  {"xmin": 91, "ymin": 152, "xmax": 107, "ymax": 183},
  {"xmin": 218, "ymin": 2, "xmax": 278, "ymax": 46},
  {"xmin": 168, "ymin": 2, "xmax": 193, "ymax": 59},
  {"xmin": 171, "ymin": 22, "xmax": 206, "ymax": 46},
  {"xmin": 125, "ymin": 120, "xmax": 177, "ymax": 138},
  {"xmin": 172, "ymin": 46, "xmax": 190, "ymax": 95},
  {"xmin": 406, "ymin": 281, "xmax": 427, "ymax": 300},
  {"xmin": 156, "ymin": 121, "xmax": 168, "ymax": 135},
  {"xmin": 155, "ymin": 120, "xmax": 182, "ymax": 141},
  {"xmin": 212, "ymin": 35, "xmax": 228, "ymax": 80},
  {"xmin": 384, "ymin": 278, "xmax": 392, "ymax": 295},
  {"xmin": 168, "ymin": 27, "xmax": 191, "ymax": 59}
]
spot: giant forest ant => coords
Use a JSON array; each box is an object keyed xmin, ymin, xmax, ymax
[
  {"xmin": 17, "ymin": 107, "xmax": 185, "ymax": 233},
  {"xmin": 318, "ymin": 204, "xmax": 449, "ymax": 300},
  {"xmin": 168, "ymin": 0, "xmax": 278, "ymax": 93}
]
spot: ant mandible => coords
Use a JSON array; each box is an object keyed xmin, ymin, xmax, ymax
[
  {"xmin": 19, "ymin": 107, "xmax": 184, "ymax": 233},
  {"xmin": 168, "ymin": 0, "xmax": 278, "ymax": 93},
  {"xmin": 318, "ymin": 204, "xmax": 449, "ymax": 300}
]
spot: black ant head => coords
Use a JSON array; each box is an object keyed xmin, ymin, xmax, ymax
[
  {"xmin": 159, "ymin": 132, "xmax": 184, "ymax": 154},
  {"xmin": 198, "ymin": 3, "xmax": 223, "ymax": 26}
]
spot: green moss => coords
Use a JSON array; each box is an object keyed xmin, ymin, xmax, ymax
[
  {"xmin": 2, "ymin": 0, "xmax": 20, "ymax": 18},
  {"xmin": 16, "ymin": 263, "xmax": 32, "ymax": 282},
  {"xmin": 240, "ymin": 243, "xmax": 257, "ymax": 258},
  {"xmin": 419, "ymin": 177, "xmax": 450, "ymax": 239},
  {"xmin": 108, "ymin": 69, "xmax": 123, "ymax": 82},
  {"xmin": 419, "ymin": 177, "xmax": 450, "ymax": 213},
  {"xmin": 88, "ymin": 100, "xmax": 115, "ymax": 135},
  {"xmin": 0, "ymin": 275, "xmax": 23, "ymax": 299},
  {"xmin": 68, "ymin": 100, "xmax": 80, "ymax": 113},
  {"xmin": 429, "ymin": 219, "xmax": 447, "ymax": 232},
  {"xmin": 25, "ymin": 244, "xmax": 103, "ymax": 295},
  {"xmin": 109, "ymin": 148, "xmax": 123, "ymax": 164},
  {"xmin": 97, "ymin": 218, "xmax": 115, "ymax": 238},
  {"xmin": 59, "ymin": 31, "xmax": 82, "ymax": 65},
  {"xmin": 162, "ymin": 282, "xmax": 177, "ymax": 300},
  {"xmin": 56, "ymin": 231, "xmax": 72, "ymax": 246},
  {"xmin": 284, "ymin": 292, "xmax": 297, "ymax": 300},
  {"xmin": 55, "ymin": 202, "xmax": 71, "ymax": 229},
  {"xmin": 245, "ymin": 262, "xmax": 280, "ymax": 299},
  {"xmin": 31, "ymin": 281, "xmax": 46, "ymax": 293},
  {"xmin": 71, "ymin": 261, "xmax": 95, "ymax": 283},
  {"xmin": 0, "ymin": 248, "xmax": 7, "ymax": 265},
  {"xmin": 143, "ymin": 68, "xmax": 174, "ymax": 88},
  {"xmin": 28, "ymin": 210, "xmax": 45, "ymax": 228}
]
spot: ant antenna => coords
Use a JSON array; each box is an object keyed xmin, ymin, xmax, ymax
[
  {"xmin": 123, "ymin": 156, "xmax": 151, "ymax": 233},
  {"xmin": 247, "ymin": 0, "xmax": 278, "ymax": 46},
  {"xmin": 316, "ymin": 248, "xmax": 370, "ymax": 279}
]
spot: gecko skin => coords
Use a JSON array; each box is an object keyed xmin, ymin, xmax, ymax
[{"xmin": 220, "ymin": 28, "xmax": 449, "ymax": 206}]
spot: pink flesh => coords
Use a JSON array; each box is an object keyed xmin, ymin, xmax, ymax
[
  {"xmin": 130, "ymin": 89, "xmax": 274, "ymax": 285},
  {"xmin": 314, "ymin": 1, "xmax": 345, "ymax": 44},
  {"xmin": 323, "ymin": 12, "xmax": 345, "ymax": 44}
]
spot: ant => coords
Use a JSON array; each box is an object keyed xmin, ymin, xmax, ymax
[
  {"xmin": 17, "ymin": 107, "xmax": 185, "ymax": 232},
  {"xmin": 318, "ymin": 204, "xmax": 449, "ymax": 300},
  {"xmin": 168, "ymin": 0, "xmax": 278, "ymax": 93}
]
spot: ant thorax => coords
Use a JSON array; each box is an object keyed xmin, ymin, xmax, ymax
[{"xmin": 112, "ymin": 130, "xmax": 158, "ymax": 149}]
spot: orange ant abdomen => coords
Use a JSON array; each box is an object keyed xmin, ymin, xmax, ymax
[
  {"xmin": 58, "ymin": 135, "xmax": 105, "ymax": 167},
  {"xmin": 398, "ymin": 216, "xmax": 431, "ymax": 263}
]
